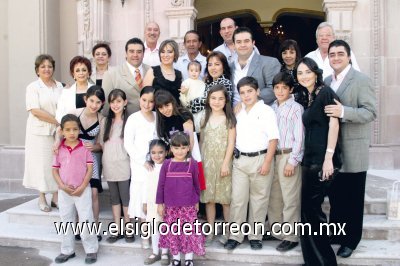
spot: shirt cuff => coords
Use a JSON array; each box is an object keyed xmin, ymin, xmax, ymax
[
  {"xmin": 288, "ymin": 157, "xmax": 299, "ymax": 167},
  {"xmin": 340, "ymin": 106, "xmax": 344, "ymax": 118}
]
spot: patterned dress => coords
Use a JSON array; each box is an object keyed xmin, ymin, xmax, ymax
[
  {"xmin": 200, "ymin": 119, "xmax": 232, "ymax": 204},
  {"xmin": 189, "ymin": 75, "xmax": 233, "ymax": 114},
  {"xmin": 78, "ymin": 110, "xmax": 102, "ymax": 192}
]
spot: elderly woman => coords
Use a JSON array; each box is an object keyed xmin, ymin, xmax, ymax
[
  {"xmin": 296, "ymin": 57, "xmax": 341, "ymax": 266},
  {"xmin": 23, "ymin": 54, "xmax": 64, "ymax": 212},
  {"xmin": 91, "ymin": 43, "xmax": 112, "ymax": 87},
  {"xmin": 143, "ymin": 39, "xmax": 182, "ymax": 104},
  {"xmin": 56, "ymin": 56, "xmax": 94, "ymax": 122}
]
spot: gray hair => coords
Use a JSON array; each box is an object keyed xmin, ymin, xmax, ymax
[{"xmin": 316, "ymin": 22, "xmax": 335, "ymax": 39}]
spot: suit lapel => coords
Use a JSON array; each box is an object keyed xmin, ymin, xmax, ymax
[
  {"xmin": 247, "ymin": 54, "xmax": 259, "ymax": 77},
  {"xmin": 336, "ymin": 67, "xmax": 355, "ymax": 97},
  {"xmin": 121, "ymin": 62, "xmax": 136, "ymax": 87}
]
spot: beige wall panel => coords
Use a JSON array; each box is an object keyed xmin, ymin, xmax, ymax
[
  {"xmin": 59, "ymin": 0, "xmax": 78, "ymax": 85},
  {"xmin": 0, "ymin": 0, "xmax": 9, "ymax": 145}
]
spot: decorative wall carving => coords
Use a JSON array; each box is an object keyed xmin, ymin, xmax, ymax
[
  {"xmin": 144, "ymin": 0, "xmax": 153, "ymax": 24},
  {"xmin": 371, "ymin": 0, "xmax": 383, "ymax": 144},
  {"xmin": 77, "ymin": 0, "xmax": 110, "ymax": 58}
]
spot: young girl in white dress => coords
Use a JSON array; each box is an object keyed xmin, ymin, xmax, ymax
[{"xmin": 124, "ymin": 86, "xmax": 156, "ymax": 249}]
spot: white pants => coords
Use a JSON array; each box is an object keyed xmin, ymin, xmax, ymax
[{"xmin": 58, "ymin": 186, "xmax": 99, "ymax": 255}]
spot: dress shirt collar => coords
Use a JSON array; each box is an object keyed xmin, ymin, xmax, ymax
[
  {"xmin": 144, "ymin": 41, "xmax": 160, "ymax": 52},
  {"xmin": 234, "ymin": 50, "xmax": 255, "ymax": 70},
  {"xmin": 272, "ymin": 96, "xmax": 295, "ymax": 109},
  {"xmin": 126, "ymin": 61, "xmax": 143, "ymax": 77},
  {"xmin": 332, "ymin": 64, "xmax": 351, "ymax": 82}
]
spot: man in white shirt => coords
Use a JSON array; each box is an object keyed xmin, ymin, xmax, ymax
[
  {"xmin": 143, "ymin": 21, "xmax": 161, "ymax": 66},
  {"xmin": 174, "ymin": 30, "xmax": 206, "ymax": 80},
  {"xmin": 102, "ymin": 38, "xmax": 150, "ymax": 116},
  {"xmin": 230, "ymin": 27, "xmax": 280, "ymax": 106},
  {"xmin": 214, "ymin": 18, "xmax": 260, "ymax": 64},
  {"xmin": 306, "ymin": 22, "xmax": 360, "ymax": 80}
]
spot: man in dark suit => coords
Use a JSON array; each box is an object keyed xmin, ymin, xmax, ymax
[
  {"xmin": 102, "ymin": 38, "xmax": 150, "ymax": 116},
  {"xmin": 324, "ymin": 40, "xmax": 377, "ymax": 258},
  {"xmin": 230, "ymin": 27, "xmax": 281, "ymax": 106}
]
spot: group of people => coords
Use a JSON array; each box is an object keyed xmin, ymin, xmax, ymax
[{"xmin": 23, "ymin": 18, "xmax": 376, "ymax": 266}]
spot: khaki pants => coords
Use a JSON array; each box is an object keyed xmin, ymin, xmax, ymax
[
  {"xmin": 268, "ymin": 153, "xmax": 301, "ymax": 242},
  {"xmin": 229, "ymin": 154, "xmax": 274, "ymax": 243}
]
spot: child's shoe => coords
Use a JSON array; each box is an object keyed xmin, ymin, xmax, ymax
[
  {"xmin": 85, "ymin": 253, "xmax": 97, "ymax": 264},
  {"xmin": 55, "ymin": 253, "xmax": 75, "ymax": 263},
  {"xmin": 185, "ymin": 260, "xmax": 194, "ymax": 266},
  {"xmin": 144, "ymin": 253, "xmax": 161, "ymax": 265}
]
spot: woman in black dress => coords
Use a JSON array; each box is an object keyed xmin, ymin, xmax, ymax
[
  {"xmin": 296, "ymin": 57, "xmax": 341, "ymax": 266},
  {"xmin": 143, "ymin": 39, "xmax": 182, "ymax": 104}
]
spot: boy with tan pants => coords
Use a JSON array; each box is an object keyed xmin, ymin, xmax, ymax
[{"xmin": 267, "ymin": 72, "xmax": 304, "ymax": 251}]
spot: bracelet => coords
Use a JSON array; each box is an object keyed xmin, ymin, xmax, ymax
[{"xmin": 326, "ymin": 148, "xmax": 334, "ymax": 153}]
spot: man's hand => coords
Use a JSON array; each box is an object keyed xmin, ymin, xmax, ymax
[
  {"xmin": 284, "ymin": 163, "xmax": 295, "ymax": 177},
  {"xmin": 325, "ymin": 99, "xmax": 342, "ymax": 118}
]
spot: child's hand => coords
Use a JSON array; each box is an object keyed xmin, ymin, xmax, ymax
[
  {"xmin": 71, "ymin": 185, "xmax": 86, "ymax": 197},
  {"xmin": 157, "ymin": 204, "xmax": 164, "ymax": 218},
  {"xmin": 233, "ymin": 103, "xmax": 242, "ymax": 114},
  {"xmin": 195, "ymin": 203, "xmax": 199, "ymax": 211},
  {"xmin": 143, "ymin": 203, "xmax": 147, "ymax": 215},
  {"xmin": 180, "ymin": 86, "xmax": 189, "ymax": 94},
  {"xmin": 220, "ymin": 162, "xmax": 230, "ymax": 177},
  {"xmin": 83, "ymin": 142, "xmax": 94, "ymax": 151},
  {"xmin": 53, "ymin": 140, "xmax": 61, "ymax": 155},
  {"xmin": 144, "ymin": 161, "xmax": 154, "ymax": 171},
  {"xmin": 284, "ymin": 163, "xmax": 295, "ymax": 177},
  {"xmin": 258, "ymin": 161, "xmax": 271, "ymax": 176},
  {"xmin": 61, "ymin": 184, "xmax": 75, "ymax": 196}
]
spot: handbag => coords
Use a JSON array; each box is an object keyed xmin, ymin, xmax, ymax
[{"xmin": 387, "ymin": 181, "xmax": 400, "ymax": 220}]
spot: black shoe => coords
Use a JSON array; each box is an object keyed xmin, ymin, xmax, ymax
[
  {"xmin": 55, "ymin": 253, "xmax": 76, "ymax": 263},
  {"xmin": 224, "ymin": 239, "xmax": 240, "ymax": 250},
  {"xmin": 75, "ymin": 234, "xmax": 81, "ymax": 241},
  {"xmin": 249, "ymin": 240, "xmax": 263, "ymax": 250},
  {"xmin": 337, "ymin": 246, "xmax": 353, "ymax": 258},
  {"xmin": 172, "ymin": 259, "xmax": 181, "ymax": 266},
  {"xmin": 125, "ymin": 234, "xmax": 135, "ymax": 243},
  {"xmin": 276, "ymin": 240, "xmax": 298, "ymax": 251},
  {"xmin": 106, "ymin": 234, "xmax": 124, "ymax": 244},
  {"xmin": 97, "ymin": 235, "xmax": 102, "ymax": 242},
  {"xmin": 262, "ymin": 234, "xmax": 279, "ymax": 241},
  {"xmin": 85, "ymin": 253, "xmax": 97, "ymax": 264}
]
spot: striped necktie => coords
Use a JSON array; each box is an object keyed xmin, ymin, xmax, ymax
[{"xmin": 135, "ymin": 68, "xmax": 143, "ymax": 89}]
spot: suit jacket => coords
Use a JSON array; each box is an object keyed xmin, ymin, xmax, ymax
[
  {"xmin": 102, "ymin": 62, "xmax": 150, "ymax": 116},
  {"xmin": 325, "ymin": 67, "xmax": 377, "ymax": 172},
  {"xmin": 231, "ymin": 53, "xmax": 281, "ymax": 105}
]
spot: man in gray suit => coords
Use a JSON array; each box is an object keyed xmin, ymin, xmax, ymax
[
  {"xmin": 230, "ymin": 27, "xmax": 281, "ymax": 106},
  {"xmin": 324, "ymin": 40, "xmax": 377, "ymax": 258},
  {"xmin": 102, "ymin": 37, "xmax": 150, "ymax": 116}
]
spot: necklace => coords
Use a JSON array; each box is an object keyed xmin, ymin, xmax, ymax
[{"xmin": 161, "ymin": 66, "xmax": 174, "ymax": 76}]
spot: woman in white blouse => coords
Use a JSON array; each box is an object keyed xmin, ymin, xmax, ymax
[
  {"xmin": 56, "ymin": 56, "xmax": 94, "ymax": 122},
  {"xmin": 23, "ymin": 54, "xmax": 64, "ymax": 212}
]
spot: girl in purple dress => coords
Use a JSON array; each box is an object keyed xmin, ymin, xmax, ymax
[{"xmin": 156, "ymin": 132, "xmax": 205, "ymax": 266}]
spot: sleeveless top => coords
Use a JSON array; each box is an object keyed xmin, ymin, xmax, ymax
[{"xmin": 152, "ymin": 65, "xmax": 182, "ymax": 104}]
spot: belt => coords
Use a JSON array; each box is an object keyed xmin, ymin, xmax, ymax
[
  {"xmin": 275, "ymin": 148, "xmax": 292, "ymax": 155},
  {"xmin": 240, "ymin": 149, "xmax": 268, "ymax": 157}
]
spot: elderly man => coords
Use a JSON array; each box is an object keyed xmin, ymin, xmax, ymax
[
  {"xmin": 102, "ymin": 37, "xmax": 150, "ymax": 116},
  {"xmin": 230, "ymin": 27, "xmax": 280, "ymax": 106},
  {"xmin": 324, "ymin": 40, "xmax": 376, "ymax": 259},
  {"xmin": 175, "ymin": 30, "xmax": 206, "ymax": 80},
  {"xmin": 306, "ymin": 22, "xmax": 360, "ymax": 79},
  {"xmin": 143, "ymin": 21, "xmax": 161, "ymax": 66}
]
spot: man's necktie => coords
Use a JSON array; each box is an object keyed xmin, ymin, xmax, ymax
[{"xmin": 135, "ymin": 68, "xmax": 143, "ymax": 89}]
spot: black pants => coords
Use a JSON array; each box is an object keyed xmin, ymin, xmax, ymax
[
  {"xmin": 328, "ymin": 171, "xmax": 367, "ymax": 250},
  {"xmin": 300, "ymin": 165, "xmax": 337, "ymax": 266}
]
